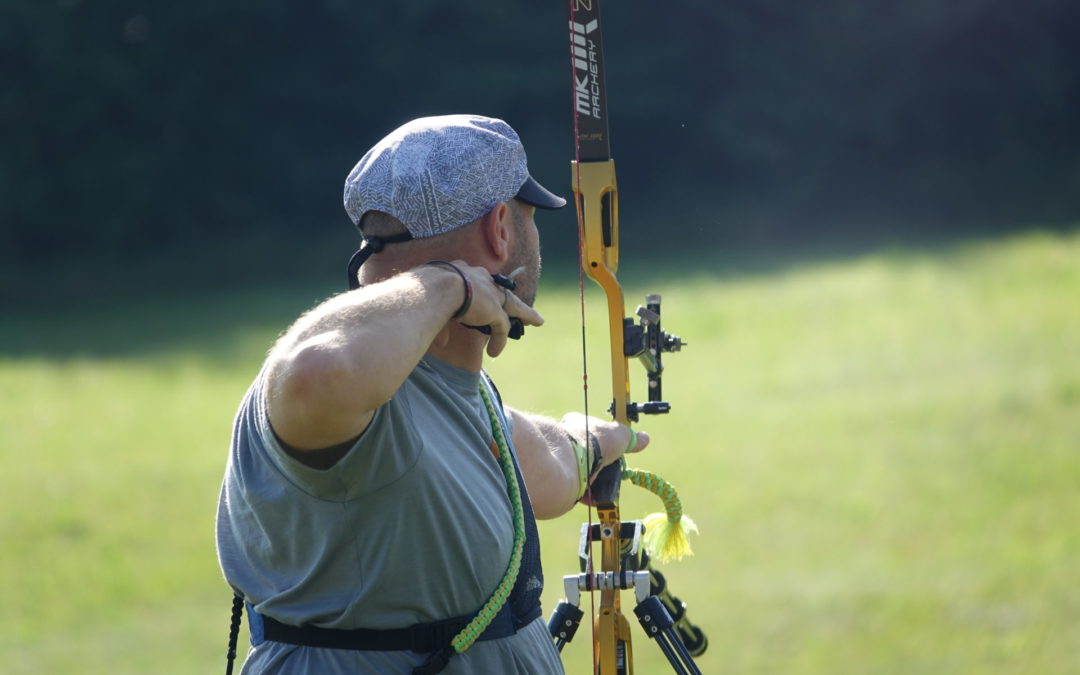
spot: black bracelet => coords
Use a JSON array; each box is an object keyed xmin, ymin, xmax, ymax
[{"xmin": 425, "ymin": 260, "xmax": 472, "ymax": 319}]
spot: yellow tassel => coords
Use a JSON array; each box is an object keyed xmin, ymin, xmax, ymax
[
  {"xmin": 623, "ymin": 468, "xmax": 699, "ymax": 563},
  {"xmin": 642, "ymin": 511, "xmax": 698, "ymax": 563}
]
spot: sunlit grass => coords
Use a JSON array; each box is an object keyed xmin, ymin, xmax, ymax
[{"xmin": 2, "ymin": 230, "xmax": 1077, "ymax": 673}]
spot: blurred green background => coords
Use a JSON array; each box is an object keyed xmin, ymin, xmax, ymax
[
  {"xmin": 2, "ymin": 1, "xmax": 1078, "ymax": 673},
  {"xmin": 4, "ymin": 0, "xmax": 1080, "ymax": 297}
]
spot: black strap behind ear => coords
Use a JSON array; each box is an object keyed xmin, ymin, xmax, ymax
[{"xmin": 346, "ymin": 232, "xmax": 414, "ymax": 289}]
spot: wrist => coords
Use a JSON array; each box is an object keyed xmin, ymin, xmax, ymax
[
  {"xmin": 423, "ymin": 260, "xmax": 472, "ymax": 319},
  {"xmin": 567, "ymin": 432, "xmax": 604, "ymax": 502}
]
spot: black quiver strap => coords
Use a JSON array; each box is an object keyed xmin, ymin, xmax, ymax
[{"xmin": 225, "ymin": 593, "xmax": 244, "ymax": 675}]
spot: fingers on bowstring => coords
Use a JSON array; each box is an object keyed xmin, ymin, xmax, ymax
[
  {"xmin": 487, "ymin": 336, "xmax": 511, "ymax": 358},
  {"xmin": 485, "ymin": 318, "xmax": 511, "ymax": 357},
  {"xmin": 504, "ymin": 293, "xmax": 544, "ymax": 327}
]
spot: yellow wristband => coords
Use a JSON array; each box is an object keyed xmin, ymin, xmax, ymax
[{"xmin": 568, "ymin": 434, "xmax": 592, "ymax": 501}]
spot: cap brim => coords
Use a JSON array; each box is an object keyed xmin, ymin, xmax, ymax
[{"xmin": 516, "ymin": 175, "xmax": 567, "ymax": 210}]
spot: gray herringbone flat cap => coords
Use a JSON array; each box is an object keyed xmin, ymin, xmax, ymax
[{"xmin": 343, "ymin": 114, "xmax": 566, "ymax": 237}]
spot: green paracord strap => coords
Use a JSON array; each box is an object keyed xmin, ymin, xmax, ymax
[
  {"xmin": 450, "ymin": 384, "xmax": 527, "ymax": 654},
  {"xmin": 623, "ymin": 468, "xmax": 684, "ymax": 521},
  {"xmin": 622, "ymin": 467, "xmax": 698, "ymax": 564}
]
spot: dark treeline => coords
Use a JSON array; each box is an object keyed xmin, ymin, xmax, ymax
[{"xmin": 3, "ymin": 1, "xmax": 1080, "ymax": 295}]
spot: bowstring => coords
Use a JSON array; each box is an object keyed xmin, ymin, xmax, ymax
[{"xmin": 566, "ymin": 0, "xmax": 599, "ymax": 662}]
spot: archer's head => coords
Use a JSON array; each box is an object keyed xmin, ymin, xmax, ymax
[{"xmin": 341, "ymin": 114, "xmax": 565, "ymax": 295}]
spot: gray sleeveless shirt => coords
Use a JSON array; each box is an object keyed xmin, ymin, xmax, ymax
[{"xmin": 216, "ymin": 355, "xmax": 563, "ymax": 673}]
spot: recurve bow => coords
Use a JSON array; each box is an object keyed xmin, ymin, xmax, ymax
[{"xmin": 547, "ymin": 1, "xmax": 707, "ymax": 673}]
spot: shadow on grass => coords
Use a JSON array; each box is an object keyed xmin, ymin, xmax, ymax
[
  {"xmin": 4, "ymin": 224, "xmax": 1075, "ymax": 360},
  {"xmin": 0, "ymin": 284, "xmax": 333, "ymax": 361},
  {"xmin": 616, "ymin": 221, "xmax": 1080, "ymax": 289}
]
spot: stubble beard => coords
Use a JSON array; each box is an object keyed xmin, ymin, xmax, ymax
[
  {"xmin": 506, "ymin": 206, "xmax": 541, "ymax": 306},
  {"xmin": 506, "ymin": 243, "xmax": 541, "ymax": 307}
]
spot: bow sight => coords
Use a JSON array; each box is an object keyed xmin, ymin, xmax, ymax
[{"xmin": 620, "ymin": 295, "xmax": 685, "ymax": 422}]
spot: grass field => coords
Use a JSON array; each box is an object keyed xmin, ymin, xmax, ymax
[{"xmin": 2, "ymin": 229, "xmax": 1078, "ymax": 673}]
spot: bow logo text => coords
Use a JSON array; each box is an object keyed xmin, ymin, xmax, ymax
[{"xmin": 570, "ymin": 19, "xmax": 601, "ymax": 119}]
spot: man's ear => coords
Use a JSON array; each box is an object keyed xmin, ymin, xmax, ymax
[{"xmin": 479, "ymin": 201, "xmax": 512, "ymax": 263}]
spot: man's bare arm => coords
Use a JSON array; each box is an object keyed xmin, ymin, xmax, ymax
[
  {"xmin": 265, "ymin": 263, "xmax": 543, "ymax": 451},
  {"xmin": 265, "ymin": 268, "xmax": 459, "ymax": 450},
  {"xmin": 509, "ymin": 409, "xmax": 649, "ymax": 520}
]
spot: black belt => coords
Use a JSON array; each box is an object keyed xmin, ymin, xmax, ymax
[{"xmin": 255, "ymin": 604, "xmax": 541, "ymax": 654}]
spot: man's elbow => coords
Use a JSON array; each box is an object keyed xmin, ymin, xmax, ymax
[
  {"xmin": 271, "ymin": 335, "xmax": 352, "ymax": 407},
  {"xmin": 264, "ymin": 334, "xmax": 380, "ymax": 447}
]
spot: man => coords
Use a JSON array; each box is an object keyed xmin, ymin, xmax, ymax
[{"xmin": 217, "ymin": 114, "xmax": 648, "ymax": 674}]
